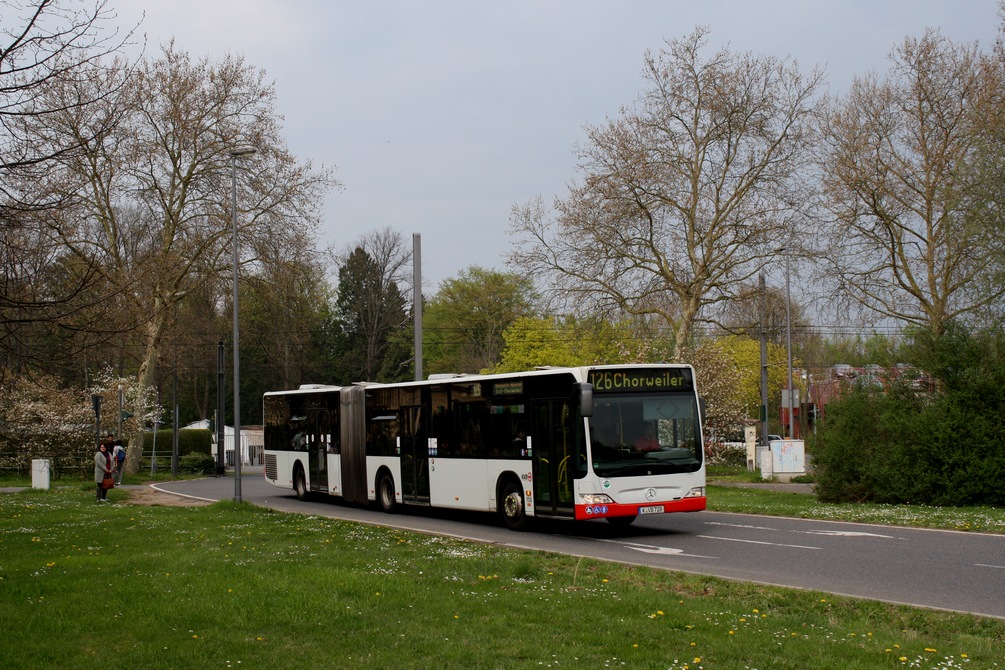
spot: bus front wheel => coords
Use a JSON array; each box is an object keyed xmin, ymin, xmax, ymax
[
  {"xmin": 377, "ymin": 472, "xmax": 397, "ymax": 513},
  {"xmin": 500, "ymin": 480, "xmax": 527, "ymax": 531}
]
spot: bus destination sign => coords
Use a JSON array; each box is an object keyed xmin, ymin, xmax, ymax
[{"xmin": 588, "ymin": 368, "xmax": 693, "ymax": 393}]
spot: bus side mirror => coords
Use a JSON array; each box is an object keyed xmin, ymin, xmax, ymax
[{"xmin": 578, "ymin": 383, "xmax": 594, "ymax": 417}]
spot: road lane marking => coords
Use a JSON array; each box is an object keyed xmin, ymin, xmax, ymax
[
  {"xmin": 799, "ymin": 530, "xmax": 897, "ymax": 539},
  {"xmin": 698, "ymin": 535, "xmax": 821, "ymax": 550},
  {"xmin": 705, "ymin": 521, "xmax": 776, "ymax": 531},
  {"xmin": 597, "ymin": 539, "xmax": 716, "ymax": 559}
]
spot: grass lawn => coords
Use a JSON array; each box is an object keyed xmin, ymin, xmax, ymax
[
  {"xmin": 1, "ymin": 484, "xmax": 1002, "ymax": 669},
  {"xmin": 708, "ymin": 484, "xmax": 1005, "ymax": 534}
]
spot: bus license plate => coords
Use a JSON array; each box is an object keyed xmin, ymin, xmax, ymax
[{"xmin": 638, "ymin": 505, "xmax": 664, "ymax": 515}]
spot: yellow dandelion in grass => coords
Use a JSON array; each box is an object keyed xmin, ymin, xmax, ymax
[
  {"xmin": 633, "ymin": 644, "xmax": 638, "ymax": 648},
  {"xmin": 899, "ymin": 657, "xmax": 907, "ymax": 662},
  {"xmin": 657, "ymin": 610, "xmax": 664, "ymax": 616},
  {"xmin": 752, "ymin": 609, "xmax": 759, "ymax": 613},
  {"xmin": 453, "ymin": 615, "xmax": 459, "ymax": 619},
  {"xmin": 602, "ymin": 578, "xmax": 609, "ymax": 583},
  {"xmin": 192, "ymin": 635, "xmax": 198, "ymax": 639},
  {"xmin": 961, "ymin": 654, "xmax": 969, "ymax": 659},
  {"xmin": 924, "ymin": 648, "xmax": 937, "ymax": 653},
  {"xmin": 694, "ymin": 658, "xmax": 701, "ymax": 664},
  {"xmin": 728, "ymin": 630, "xmax": 735, "ymax": 635}
]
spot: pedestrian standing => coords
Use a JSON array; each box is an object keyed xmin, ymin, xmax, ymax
[
  {"xmin": 94, "ymin": 443, "xmax": 112, "ymax": 502},
  {"xmin": 112, "ymin": 440, "xmax": 126, "ymax": 484}
]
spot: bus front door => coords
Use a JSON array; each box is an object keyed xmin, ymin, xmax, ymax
[
  {"xmin": 399, "ymin": 405, "xmax": 430, "ymax": 503},
  {"xmin": 531, "ymin": 399, "xmax": 575, "ymax": 519}
]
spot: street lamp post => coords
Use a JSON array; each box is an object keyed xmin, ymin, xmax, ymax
[{"xmin": 230, "ymin": 146, "xmax": 256, "ymax": 502}]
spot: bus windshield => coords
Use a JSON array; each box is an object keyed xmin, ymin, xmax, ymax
[{"xmin": 587, "ymin": 392, "xmax": 702, "ymax": 478}]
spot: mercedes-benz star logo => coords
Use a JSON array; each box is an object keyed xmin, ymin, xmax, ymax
[{"xmin": 645, "ymin": 488, "xmax": 657, "ymax": 501}]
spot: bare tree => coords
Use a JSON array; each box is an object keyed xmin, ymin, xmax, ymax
[
  {"xmin": 0, "ymin": 0, "xmax": 138, "ymax": 370},
  {"xmin": 26, "ymin": 43, "xmax": 337, "ymax": 469},
  {"xmin": 718, "ymin": 281, "xmax": 805, "ymax": 346},
  {"xmin": 509, "ymin": 27, "xmax": 823, "ymax": 360},
  {"xmin": 817, "ymin": 29, "xmax": 1005, "ymax": 334},
  {"xmin": 333, "ymin": 227, "xmax": 412, "ymax": 381},
  {"xmin": 0, "ymin": 0, "xmax": 134, "ymax": 173}
]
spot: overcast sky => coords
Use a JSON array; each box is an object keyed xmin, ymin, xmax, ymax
[{"xmin": 111, "ymin": 0, "xmax": 1002, "ymax": 291}]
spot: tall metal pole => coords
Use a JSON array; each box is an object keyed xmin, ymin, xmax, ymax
[
  {"xmin": 784, "ymin": 247, "xmax": 794, "ymax": 438},
  {"xmin": 230, "ymin": 147, "xmax": 256, "ymax": 503},
  {"xmin": 759, "ymin": 273, "xmax": 769, "ymax": 449},
  {"xmin": 216, "ymin": 341, "xmax": 225, "ymax": 476},
  {"xmin": 171, "ymin": 362, "xmax": 179, "ymax": 477},
  {"xmin": 413, "ymin": 233, "xmax": 422, "ymax": 381},
  {"xmin": 151, "ymin": 387, "xmax": 160, "ymax": 475}
]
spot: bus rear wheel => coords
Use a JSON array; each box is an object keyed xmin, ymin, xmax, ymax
[
  {"xmin": 500, "ymin": 480, "xmax": 527, "ymax": 531},
  {"xmin": 377, "ymin": 472, "xmax": 397, "ymax": 513},
  {"xmin": 294, "ymin": 467, "xmax": 309, "ymax": 501}
]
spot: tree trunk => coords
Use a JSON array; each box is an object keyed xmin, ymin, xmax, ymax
[{"xmin": 125, "ymin": 301, "xmax": 167, "ymax": 474}]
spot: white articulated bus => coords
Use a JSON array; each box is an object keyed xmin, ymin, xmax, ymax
[{"xmin": 262, "ymin": 364, "xmax": 705, "ymax": 530}]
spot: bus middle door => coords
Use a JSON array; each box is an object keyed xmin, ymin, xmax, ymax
[
  {"xmin": 308, "ymin": 408, "xmax": 330, "ymax": 494},
  {"xmin": 399, "ymin": 405, "xmax": 430, "ymax": 503},
  {"xmin": 531, "ymin": 398, "xmax": 575, "ymax": 519}
]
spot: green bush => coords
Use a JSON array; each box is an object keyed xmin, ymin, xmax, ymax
[
  {"xmin": 179, "ymin": 451, "xmax": 216, "ymax": 474},
  {"xmin": 814, "ymin": 324, "xmax": 1005, "ymax": 507}
]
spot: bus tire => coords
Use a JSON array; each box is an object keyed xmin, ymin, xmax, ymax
[
  {"xmin": 500, "ymin": 479, "xmax": 527, "ymax": 531},
  {"xmin": 607, "ymin": 515, "xmax": 637, "ymax": 527},
  {"xmin": 377, "ymin": 471, "xmax": 397, "ymax": 513},
  {"xmin": 294, "ymin": 466, "xmax": 309, "ymax": 501}
]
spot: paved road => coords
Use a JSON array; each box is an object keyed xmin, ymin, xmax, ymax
[{"xmin": 155, "ymin": 470, "xmax": 1005, "ymax": 620}]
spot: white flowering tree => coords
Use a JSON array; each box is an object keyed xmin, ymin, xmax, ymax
[
  {"xmin": 0, "ymin": 368, "xmax": 158, "ymax": 478},
  {"xmin": 689, "ymin": 340, "xmax": 747, "ymax": 449},
  {"xmin": 0, "ymin": 372, "xmax": 93, "ymax": 477},
  {"xmin": 86, "ymin": 368, "xmax": 160, "ymax": 475}
]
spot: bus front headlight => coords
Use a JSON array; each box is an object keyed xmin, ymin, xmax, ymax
[
  {"xmin": 580, "ymin": 493, "xmax": 615, "ymax": 505},
  {"xmin": 683, "ymin": 487, "xmax": 705, "ymax": 498}
]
